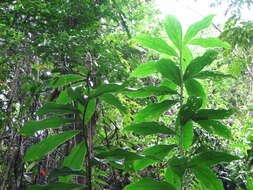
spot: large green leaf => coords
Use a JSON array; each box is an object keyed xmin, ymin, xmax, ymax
[
  {"xmin": 84, "ymin": 98, "xmax": 96, "ymax": 125},
  {"xmin": 36, "ymin": 102, "xmax": 79, "ymax": 116},
  {"xmin": 189, "ymin": 38, "xmax": 231, "ymax": 48},
  {"xmin": 194, "ymin": 71, "xmax": 234, "ymax": 80},
  {"xmin": 48, "ymin": 74, "xmax": 84, "ymax": 88},
  {"xmin": 24, "ymin": 130, "xmax": 79, "ymax": 162},
  {"xmin": 134, "ymin": 144, "xmax": 176, "ymax": 171},
  {"xmin": 48, "ymin": 167, "xmax": 83, "ymax": 180},
  {"xmin": 96, "ymin": 148, "xmax": 143, "ymax": 162},
  {"xmin": 130, "ymin": 61, "xmax": 157, "ymax": 78},
  {"xmin": 100, "ymin": 93, "xmax": 127, "ymax": 114},
  {"xmin": 133, "ymin": 34, "xmax": 177, "ymax": 56},
  {"xmin": 165, "ymin": 167, "xmax": 181, "ymax": 189},
  {"xmin": 195, "ymin": 120, "xmax": 232, "ymax": 139},
  {"xmin": 90, "ymin": 83, "xmax": 125, "ymax": 98},
  {"xmin": 184, "ymin": 15, "xmax": 214, "ymax": 43},
  {"xmin": 182, "ymin": 45, "xmax": 193, "ymax": 70},
  {"xmin": 20, "ymin": 117, "xmax": 75, "ymax": 136},
  {"xmin": 27, "ymin": 183, "xmax": 83, "ymax": 190},
  {"xmin": 183, "ymin": 50, "xmax": 218, "ymax": 80},
  {"xmin": 191, "ymin": 167, "xmax": 224, "ymax": 190},
  {"xmin": 189, "ymin": 151, "xmax": 239, "ymax": 167},
  {"xmin": 164, "ymin": 15, "xmax": 183, "ymax": 50},
  {"xmin": 156, "ymin": 59, "xmax": 181, "ymax": 86},
  {"xmin": 168, "ymin": 157, "xmax": 188, "ymax": 180},
  {"xmin": 125, "ymin": 122, "xmax": 175, "ymax": 136},
  {"xmin": 63, "ymin": 142, "xmax": 87, "ymax": 170},
  {"xmin": 181, "ymin": 120, "xmax": 193, "ymax": 150},
  {"xmin": 124, "ymin": 178, "xmax": 177, "ymax": 190},
  {"xmin": 125, "ymin": 86, "xmax": 177, "ymax": 98},
  {"xmin": 184, "ymin": 79, "xmax": 206, "ymax": 106},
  {"xmin": 56, "ymin": 89, "xmax": 72, "ymax": 104},
  {"xmin": 134, "ymin": 100, "xmax": 177, "ymax": 122},
  {"xmin": 193, "ymin": 109, "xmax": 234, "ymax": 120}
]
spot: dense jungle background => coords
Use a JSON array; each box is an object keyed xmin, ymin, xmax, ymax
[{"xmin": 0, "ymin": 0, "xmax": 253, "ymax": 189}]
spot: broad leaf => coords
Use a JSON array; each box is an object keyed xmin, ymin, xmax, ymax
[
  {"xmin": 134, "ymin": 100, "xmax": 177, "ymax": 122},
  {"xmin": 184, "ymin": 15, "xmax": 214, "ymax": 43},
  {"xmin": 165, "ymin": 167, "xmax": 181, "ymax": 189},
  {"xmin": 56, "ymin": 89, "xmax": 72, "ymax": 104},
  {"xmin": 48, "ymin": 167, "xmax": 83, "ymax": 180},
  {"xmin": 189, "ymin": 38, "xmax": 231, "ymax": 48},
  {"xmin": 63, "ymin": 142, "xmax": 87, "ymax": 170},
  {"xmin": 125, "ymin": 122, "xmax": 175, "ymax": 136},
  {"xmin": 195, "ymin": 120, "xmax": 232, "ymax": 139},
  {"xmin": 191, "ymin": 167, "xmax": 224, "ymax": 190},
  {"xmin": 37, "ymin": 102, "xmax": 79, "ymax": 116},
  {"xmin": 193, "ymin": 109, "xmax": 234, "ymax": 120},
  {"xmin": 134, "ymin": 144, "xmax": 176, "ymax": 171},
  {"xmin": 27, "ymin": 183, "xmax": 83, "ymax": 190},
  {"xmin": 189, "ymin": 151, "xmax": 239, "ymax": 167},
  {"xmin": 182, "ymin": 45, "xmax": 193, "ymax": 70},
  {"xmin": 124, "ymin": 178, "xmax": 177, "ymax": 190},
  {"xmin": 183, "ymin": 50, "xmax": 218, "ymax": 80},
  {"xmin": 100, "ymin": 93, "xmax": 127, "ymax": 114},
  {"xmin": 194, "ymin": 71, "xmax": 234, "ymax": 79},
  {"xmin": 130, "ymin": 61, "xmax": 157, "ymax": 78},
  {"xmin": 24, "ymin": 130, "xmax": 79, "ymax": 162},
  {"xmin": 184, "ymin": 79, "xmax": 206, "ymax": 106},
  {"xmin": 133, "ymin": 34, "xmax": 177, "ymax": 56},
  {"xmin": 20, "ymin": 117, "xmax": 75, "ymax": 136},
  {"xmin": 125, "ymin": 86, "xmax": 177, "ymax": 98},
  {"xmin": 84, "ymin": 98, "xmax": 96, "ymax": 125},
  {"xmin": 90, "ymin": 83, "xmax": 125, "ymax": 98},
  {"xmin": 164, "ymin": 15, "xmax": 183, "ymax": 50},
  {"xmin": 156, "ymin": 59, "xmax": 181, "ymax": 86},
  {"xmin": 168, "ymin": 157, "xmax": 188, "ymax": 180},
  {"xmin": 48, "ymin": 74, "xmax": 84, "ymax": 88},
  {"xmin": 181, "ymin": 120, "xmax": 193, "ymax": 150},
  {"xmin": 96, "ymin": 148, "xmax": 143, "ymax": 162}
]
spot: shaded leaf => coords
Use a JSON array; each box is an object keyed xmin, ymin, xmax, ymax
[
  {"xmin": 100, "ymin": 93, "xmax": 127, "ymax": 114},
  {"xmin": 24, "ymin": 130, "xmax": 79, "ymax": 162},
  {"xmin": 165, "ymin": 167, "xmax": 181, "ymax": 189},
  {"xmin": 27, "ymin": 183, "xmax": 83, "ymax": 190},
  {"xmin": 84, "ymin": 98, "xmax": 96, "ymax": 125},
  {"xmin": 193, "ymin": 109, "xmax": 234, "ymax": 120},
  {"xmin": 90, "ymin": 83, "xmax": 125, "ymax": 98},
  {"xmin": 194, "ymin": 71, "xmax": 234, "ymax": 79},
  {"xmin": 181, "ymin": 120, "xmax": 193, "ymax": 150},
  {"xmin": 56, "ymin": 89, "xmax": 72, "ymax": 104},
  {"xmin": 20, "ymin": 117, "xmax": 75, "ymax": 136},
  {"xmin": 48, "ymin": 167, "xmax": 83, "ymax": 180},
  {"xmin": 133, "ymin": 34, "xmax": 177, "ymax": 56},
  {"xmin": 49, "ymin": 74, "xmax": 84, "ymax": 88}
]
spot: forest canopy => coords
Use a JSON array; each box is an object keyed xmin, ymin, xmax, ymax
[{"xmin": 0, "ymin": 0, "xmax": 253, "ymax": 190}]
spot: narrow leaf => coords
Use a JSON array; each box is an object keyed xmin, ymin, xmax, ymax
[
  {"xmin": 24, "ymin": 130, "xmax": 79, "ymax": 162},
  {"xmin": 193, "ymin": 109, "xmax": 234, "ymax": 120},
  {"xmin": 194, "ymin": 71, "xmax": 234, "ymax": 79},
  {"xmin": 189, "ymin": 38, "xmax": 231, "ymax": 48},
  {"xmin": 84, "ymin": 98, "xmax": 96, "ymax": 125},
  {"xmin": 156, "ymin": 59, "xmax": 181, "ymax": 86},
  {"xmin": 181, "ymin": 120, "xmax": 193, "ymax": 150},
  {"xmin": 130, "ymin": 61, "xmax": 157, "ymax": 78},
  {"xmin": 133, "ymin": 34, "xmax": 177, "ymax": 56},
  {"xmin": 49, "ymin": 74, "xmax": 84, "ymax": 88},
  {"xmin": 134, "ymin": 100, "xmax": 177, "ymax": 122},
  {"xmin": 20, "ymin": 117, "xmax": 75, "ymax": 136},
  {"xmin": 48, "ymin": 167, "xmax": 83, "ymax": 180},
  {"xmin": 27, "ymin": 183, "xmax": 83, "ymax": 190},
  {"xmin": 125, "ymin": 122, "xmax": 175, "ymax": 136},
  {"xmin": 90, "ymin": 83, "xmax": 125, "ymax": 98},
  {"xmin": 100, "ymin": 93, "xmax": 127, "ymax": 114}
]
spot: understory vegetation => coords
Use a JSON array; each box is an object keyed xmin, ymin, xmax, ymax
[{"xmin": 0, "ymin": 0, "xmax": 253, "ymax": 190}]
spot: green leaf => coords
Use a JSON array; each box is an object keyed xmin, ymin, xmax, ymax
[
  {"xmin": 27, "ymin": 183, "xmax": 83, "ymax": 190},
  {"xmin": 182, "ymin": 45, "xmax": 193, "ymax": 71},
  {"xmin": 134, "ymin": 144, "xmax": 176, "ymax": 170},
  {"xmin": 96, "ymin": 148, "xmax": 143, "ymax": 162},
  {"xmin": 125, "ymin": 86, "xmax": 177, "ymax": 98},
  {"xmin": 124, "ymin": 178, "xmax": 177, "ymax": 190},
  {"xmin": 84, "ymin": 98, "xmax": 96, "ymax": 125},
  {"xmin": 189, "ymin": 151, "xmax": 239, "ymax": 167},
  {"xmin": 133, "ymin": 34, "xmax": 177, "ymax": 56},
  {"xmin": 24, "ymin": 130, "xmax": 79, "ymax": 162},
  {"xmin": 184, "ymin": 15, "xmax": 214, "ymax": 43},
  {"xmin": 48, "ymin": 74, "xmax": 84, "ymax": 88},
  {"xmin": 189, "ymin": 38, "xmax": 231, "ymax": 48},
  {"xmin": 195, "ymin": 120, "xmax": 232, "ymax": 139},
  {"xmin": 184, "ymin": 79, "xmax": 206, "ymax": 106},
  {"xmin": 63, "ymin": 142, "xmax": 87, "ymax": 170},
  {"xmin": 134, "ymin": 100, "xmax": 177, "ymax": 122},
  {"xmin": 165, "ymin": 167, "xmax": 181, "ymax": 189},
  {"xmin": 156, "ymin": 59, "xmax": 181, "ymax": 86},
  {"xmin": 191, "ymin": 167, "xmax": 224, "ymax": 190},
  {"xmin": 164, "ymin": 15, "xmax": 183, "ymax": 50},
  {"xmin": 183, "ymin": 50, "xmax": 218, "ymax": 80},
  {"xmin": 130, "ymin": 61, "xmax": 157, "ymax": 78},
  {"xmin": 181, "ymin": 120, "xmax": 193, "ymax": 150},
  {"xmin": 160, "ymin": 79, "xmax": 177, "ymax": 90},
  {"xmin": 125, "ymin": 122, "xmax": 175, "ymax": 136},
  {"xmin": 168, "ymin": 157, "xmax": 188, "ymax": 180},
  {"xmin": 194, "ymin": 71, "xmax": 234, "ymax": 79},
  {"xmin": 100, "ymin": 93, "xmax": 127, "ymax": 114},
  {"xmin": 48, "ymin": 167, "xmax": 83, "ymax": 180},
  {"xmin": 56, "ymin": 89, "xmax": 72, "ymax": 104},
  {"xmin": 20, "ymin": 117, "xmax": 75, "ymax": 136},
  {"xmin": 36, "ymin": 102, "xmax": 79, "ymax": 116},
  {"xmin": 193, "ymin": 109, "xmax": 234, "ymax": 120},
  {"xmin": 90, "ymin": 83, "xmax": 125, "ymax": 98}
]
